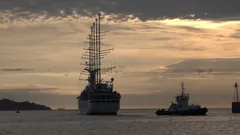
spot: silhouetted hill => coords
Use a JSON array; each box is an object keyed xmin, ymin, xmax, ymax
[{"xmin": 0, "ymin": 99, "xmax": 51, "ymax": 110}]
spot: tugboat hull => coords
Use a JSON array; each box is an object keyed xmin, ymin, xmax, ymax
[
  {"xmin": 156, "ymin": 108, "xmax": 208, "ymax": 116},
  {"xmin": 156, "ymin": 82, "xmax": 208, "ymax": 116},
  {"xmin": 232, "ymin": 102, "xmax": 240, "ymax": 113}
]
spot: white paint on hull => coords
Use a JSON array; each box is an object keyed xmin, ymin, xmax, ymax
[
  {"xmin": 78, "ymin": 100, "xmax": 89, "ymax": 115},
  {"xmin": 78, "ymin": 99, "xmax": 120, "ymax": 115}
]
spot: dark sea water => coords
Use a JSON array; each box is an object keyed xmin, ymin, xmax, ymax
[{"xmin": 0, "ymin": 109, "xmax": 239, "ymax": 135}]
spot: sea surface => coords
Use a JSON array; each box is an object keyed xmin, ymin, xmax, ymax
[{"xmin": 0, "ymin": 109, "xmax": 239, "ymax": 135}]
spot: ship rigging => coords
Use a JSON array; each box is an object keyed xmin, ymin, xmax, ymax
[{"xmin": 77, "ymin": 13, "xmax": 121, "ymax": 115}]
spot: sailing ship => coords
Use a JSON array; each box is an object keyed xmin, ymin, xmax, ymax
[
  {"xmin": 156, "ymin": 82, "xmax": 208, "ymax": 116},
  {"xmin": 232, "ymin": 82, "xmax": 240, "ymax": 113},
  {"xmin": 77, "ymin": 13, "xmax": 121, "ymax": 115}
]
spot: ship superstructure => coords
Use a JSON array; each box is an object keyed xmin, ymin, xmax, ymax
[
  {"xmin": 232, "ymin": 82, "xmax": 240, "ymax": 113},
  {"xmin": 77, "ymin": 13, "xmax": 121, "ymax": 115},
  {"xmin": 156, "ymin": 82, "xmax": 208, "ymax": 115}
]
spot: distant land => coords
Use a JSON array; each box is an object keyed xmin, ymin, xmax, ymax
[{"xmin": 0, "ymin": 99, "xmax": 52, "ymax": 110}]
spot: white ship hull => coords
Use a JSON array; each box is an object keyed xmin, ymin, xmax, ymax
[{"xmin": 78, "ymin": 99, "xmax": 120, "ymax": 115}]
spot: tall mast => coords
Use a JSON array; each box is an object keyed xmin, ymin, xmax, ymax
[
  {"xmin": 90, "ymin": 25, "xmax": 94, "ymax": 71},
  {"xmin": 181, "ymin": 82, "xmax": 185, "ymax": 95},
  {"xmin": 95, "ymin": 18, "xmax": 98, "ymax": 83},
  {"xmin": 92, "ymin": 23, "xmax": 96, "ymax": 76},
  {"xmin": 98, "ymin": 13, "xmax": 101, "ymax": 83},
  {"xmin": 89, "ymin": 23, "xmax": 96, "ymax": 86},
  {"xmin": 234, "ymin": 82, "xmax": 239, "ymax": 102},
  {"xmin": 80, "ymin": 13, "xmax": 115, "ymax": 87}
]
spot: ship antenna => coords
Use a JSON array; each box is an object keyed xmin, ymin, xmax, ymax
[
  {"xmin": 80, "ymin": 13, "xmax": 114, "ymax": 87},
  {"xmin": 95, "ymin": 17, "xmax": 98, "ymax": 83},
  {"xmin": 234, "ymin": 82, "xmax": 239, "ymax": 102},
  {"xmin": 94, "ymin": 13, "xmax": 102, "ymax": 83},
  {"xmin": 181, "ymin": 82, "xmax": 185, "ymax": 95},
  {"xmin": 98, "ymin": 13, "xmax": 101, "ymax": 83}
]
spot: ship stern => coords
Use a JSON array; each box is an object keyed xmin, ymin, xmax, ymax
[{"xmin": 87, "ymin": 101, "xmax": 120, "ymax": 115}]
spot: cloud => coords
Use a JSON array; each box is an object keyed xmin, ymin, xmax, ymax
[
  {"xmin": 0, "ymin": 87, "xmax": 58, "ymax": 93},
  {"xmin": 124, "ymin": 58, "xmax": 240, "ymax": 81},
  {"xmin": 116, "ymin": 58, "xmax": 240, "ymax": 96},
  {"xmin": 157, "ymin": 44, "xmax": 206, "ymax": 51},
  {"xmin": 0, "ymin": 0, "xmax": 240, "ymax": 109},
  {"xmin": 1, "ymin": 68, "xmax": 34, "ymax": 72},
  {"xmin": 231, "ymin": 29, "xmax": 240, "ymax": 38},
  {"xmin": 0, "ymin": 0, "xmax": 240, "ymax": 30},
  {"xmin": 151, "ymin": 37, "xmax": 173, "ymax": 41},
  {"xmin": 177, "ymin": 26, "xmax": 206, "ymax": 32},
  {"xmin": 0, "ymin": 82, "xmax": 235, "ymax": 109},
  {"xmin": 1, "ymin": 58, "xmax": 239, "ymax": 109},
  {"xmin": 165, "ymin": 58, "xmax": 240, "ymax": 72}
]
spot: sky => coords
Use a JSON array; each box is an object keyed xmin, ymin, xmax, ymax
[{"xmin": 0, "ymin": 0, "xmax": 240, "ymax": 109}]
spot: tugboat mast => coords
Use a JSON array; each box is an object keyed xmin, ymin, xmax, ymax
[
  {"xmin": 234, "ymin": 82, "xmax": 239, "ymax": 102},
  {"xmin": 181, "ymin": 82, "xmax": 185, "ymax": 95}
]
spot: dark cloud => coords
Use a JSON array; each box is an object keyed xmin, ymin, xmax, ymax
[
  {"xmin": 122, "ymin": 58, "xmax": 240, "ymax": 85},
  {"xmin": 1, "ymin": 68, "xmax": 34, "ymax": 72},
  {"xmin": 139, "ymin": 44, "xmax": 206, "ymax": 51},
  {"xmin": 177, "ymin": 26, "xmax": 206, "ymax": 32},
  {"xmin": 110, "ymin": 26, "xmax": 136, "ymax": 32},
  {"xmin": 0, "ymin": 0, "xmax": 240, "ymax": 25},
  {"xmin": 231, "ymin": 29, "xmax": 240, "ymax": 38},
  {"xmin": 110, "ymin": 24, "xmax": 166, "ymax": 34},
  {"xmin": 160, "ymin": 45, "xmax": 206, "ymax": 51},
  {"xmin": 65, "ymin": 21, "xmax": 84, "ymax": 33},
  {"xmin": 0, "ymin": 87, "xmax": 58, "ymax": 92},
  {"xmin": 166, "ymin": 58, "xmax": 240, "ymax": 72},
  {"xmin": 152, "ymin": 37, "xmax": 173, "ymax": 41},
  {"xmin": 36, "ymin": 58, "xmax": 48, "ymax": 62}
]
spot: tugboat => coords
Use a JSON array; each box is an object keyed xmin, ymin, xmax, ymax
[
  {"xmin": 232, "ymin": 82, "xmax": 240, "ymax": 113},
  {"xmin": 77, "ymin": 13, "xmax": 121, "ymax": 115},
  {"xmin": 156, "ymin": 82, "xmax": 208, "ymax": 116}
]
